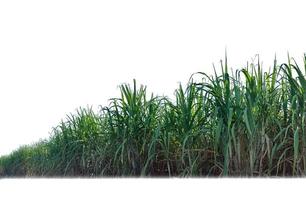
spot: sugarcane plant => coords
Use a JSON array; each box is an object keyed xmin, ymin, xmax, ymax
[{"xmin": 1, "ymin": 54, "xmax": 306, "ymax": 177}]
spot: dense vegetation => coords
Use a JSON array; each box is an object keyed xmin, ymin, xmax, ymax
[{"xmin": 1, "ymin": 55, "xmax": 306, "ymax": 177}]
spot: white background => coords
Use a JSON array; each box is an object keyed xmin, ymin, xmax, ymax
[
  {"xmin": 1, "ymin": 0, "xmax": 306, "ymax": 198},
  {"xmin": 0, "ymin": 178, "xmax": 305, "ymax": 200},
  {"xmin": 1, "ymin": 0, "xmax": 306, "ymax": 156}
]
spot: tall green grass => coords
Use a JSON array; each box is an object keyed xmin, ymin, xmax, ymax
[{"xmin": 1, "ymin": 54, "xmax": 306, "ymax": 177}]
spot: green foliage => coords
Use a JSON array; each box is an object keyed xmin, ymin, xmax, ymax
[{"xmin": 1, "ymin": 55, "xmax": 306, "ymax": 177}]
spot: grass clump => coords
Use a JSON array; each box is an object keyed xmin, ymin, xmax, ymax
[{"xmin": 1, "ymin": 54, "xmax": 306, "ymax": 177}]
